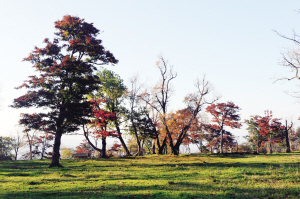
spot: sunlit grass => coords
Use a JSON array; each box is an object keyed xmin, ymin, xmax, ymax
[{"xmin": 1, "ymin": 153, "xmax": 300, "ymax": 198}]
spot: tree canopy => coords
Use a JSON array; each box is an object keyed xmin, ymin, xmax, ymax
[{"xmin": 12, "ymin": 15, "xmax": 118, "ymax": 167}]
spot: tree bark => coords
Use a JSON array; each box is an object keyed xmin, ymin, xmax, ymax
[
  {"xmin": 49, "ymin": 129, "xmax": 63, "ymax": 168},
  {"xmin": 220, "ymin": 128, "xmax": 224, "ymax": 154},
  {"xmin": 158, "ymin": 137, "xmax": 167, "ymax": 154},
  {"xmin": 114, "ymin": 122, "xmax": 131, "ymax": 156},
  {"xmin": 152, "ymin": 139, "xmax": 156, "ymax": 154},
  {"xmin": 285, "ymin": 120, "xmax": 291, "ymax": 153},
  {"xmin": 101, "ymin": 136, "xmax": 107, "ymax": 158},
  {"xmin": 84, "ymin": 131, "xmax": 102, "ymax": 154},
  {"xmin": 130, "ymin": 111, "xmax": 142, "ymax": 156}
]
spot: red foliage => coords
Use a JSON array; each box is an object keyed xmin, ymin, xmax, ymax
[
  {"xmin": 88, "ymin": 99, "xmax": 118, "ymax": 138},
  {"xmin": 254, "ymin": 110, "xmax": 284, "ymax": 145},
  {"xmin": 206, "ymin": 102, "xmax": 242, "ymax": 129},
  {"xmin": 206, "ymin": 102, "xmax": 241, "ymax": 152}
]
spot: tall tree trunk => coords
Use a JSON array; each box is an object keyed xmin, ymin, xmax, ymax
[
  {"xmin": 285, "ymin": 120, "xmax": 291, "ymax": 153},
  {"xmin": 49, "ymin": 129, "xmax": 63, "ymax": 168}
]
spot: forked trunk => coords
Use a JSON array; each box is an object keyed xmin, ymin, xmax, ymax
[
  {"xmin": 158, "ymin": 137, "xmax": 167, "ymax": 154},
  {"xmin": 49, "ymin": 130, "xmax": 63, "ymax": 168}
]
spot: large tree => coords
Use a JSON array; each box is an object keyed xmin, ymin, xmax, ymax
[{"xmin": 11, "ymin": 15, "xmax": 118, "ymax": 167}]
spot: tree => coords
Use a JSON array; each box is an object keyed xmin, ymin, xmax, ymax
[
  {"xmin": 127, "ymin": 76, "xmax": 144, "ymax": 156},
  {"xmin": 245, "ymin": 116, "xmax": 263, "ymax": 153},
  {"xmin": 83, "ymin": 69, "xmax": 131, "ymax": 157},
  {"xmin": 11, "ymin": 132, "xmax": 25, "ymax": 160},
  {"xmin": 23, "ymin": 129, "xmax": 38, "ymax": 160},
  {"xmin": 94, "ymin": 69, "xmax": 130, "ymax": 156},
  {"xmin": 11, "ymin": 15, "xmax": 118, "ymax": 167},
  {"xmin": 35, "ymin": 132, "xmax": 54, "ymax": 159},
  {"xmin": 139, "ymin": 56, "xmax": 217, "ymax": 155},
  {"xmin": 83, "ymin": 99, "xmax": 118, "ymax": 158},
  {"xmin": 60, "ymin": 147, "xmax": 75, "ymax": 159},
  {"xmin": 206, "ymin": 102, "xmax": 242, "ymax": 154},
  {"xmin": 75, "ymin": 139, "xmax": 93, "ymax": 156},
  {"xmin": 284, "ymin": 120, "xmax": 293, "ymax": 153},
  {"xmin": 254, "ymin": 110, "xmax": 285, "ymax": 154},
  {"xmin": 139, "ymin": 56, "xmax": 176, "ymax": 154},
  {"xmin": 0, "ymin": 136, "xmax": 13, "ymax": 160},
  {"xmin": 276, "ymin": 30, "xmax": 300, "ymax": 83}
]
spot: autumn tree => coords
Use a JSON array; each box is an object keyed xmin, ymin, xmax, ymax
[
  {"xmin": 206, "ymin": 102, "xmax": 241, "ymax": 154},
  {"xmin": 254, "ymin": 110, "xmax": 285, "ymax": 154},
  {"xmin": 83, "ymin": 99, "xmax": 118, "ymax": 158},
  {"xmin": 11, "ymin": 15, "xmax": 117, "ymax": 167},
  {"xmin": 95, "ymin": 69, "xmax": 130, "ymax": 156},
  {"xmin": 75, "ymin": 139, "xmax": 93, "ymax": 155},
  {"xmin": 140, "ymin": 56, "xmax": 217, "ymax": 155},
  {"xmin": 83, "ymin": 69, "xmax": 130, "ymax": 157}
]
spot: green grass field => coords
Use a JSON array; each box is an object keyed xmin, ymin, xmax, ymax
[{"xmin": 1, "ymin": 153, "xmax": 300, "ymax": 198}]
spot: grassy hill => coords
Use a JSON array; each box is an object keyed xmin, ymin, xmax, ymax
[{"xmin": 1, "ymin": 153, "xmax": 300, "ymax": 198}]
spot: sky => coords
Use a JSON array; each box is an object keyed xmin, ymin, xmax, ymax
[{"xmin": 1, "ymin": 1, "xmax": 300, "ymax": 150}]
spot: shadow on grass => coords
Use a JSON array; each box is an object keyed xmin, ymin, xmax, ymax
[{"xmin": 2, "ymin": 181, "xmax": 300, "ymax": 199}]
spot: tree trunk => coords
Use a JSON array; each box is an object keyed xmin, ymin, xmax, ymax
[
  {"xmin": 268, "ymin": 139, "xmax": 272, "ymax": 154},
  {"xmin": 220, "ymin": 128, "xmax": 223, "ymax": 154},
  {"xmin": 114, "ymin": 123, "xmax": 131, "ymax": 156},
  {"xmin": 101, "ymin": 136, "xmax": 107, "ymax": 158},
  {"xmin": 285, "ymin": 120, "xmax": 291, "ymax": 153},
  {"xmin": 152, "ymin": 139, "xmax": 156, "ymax": 154},
  {"xmin": 49, "ymin": 130, "xmax": 63, "ymax": 168},
  {"xmin": 158, "ymin": 137, "xmax": 167, "ymax": 154},
  {"xmin": 84, "ymin": 131, "xmax": 102, "ymax": 154},
  {"xmin": 173, "ymin": 145, "xmax": 180, "ymax": 155},
  {"xmin": 130, "ymin": 112, "xmax": 142, "ymax": 156}
]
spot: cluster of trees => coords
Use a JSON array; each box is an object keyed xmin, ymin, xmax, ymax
[
  {"xmin": 9, "ymin": 15, "xmax": 300, "ymax": 167},
  {"xmin": 245, "ymin": 110, "xmax": 300, "ymax": 154},
  {"xmin": 11, "ymin": 15, "xmax": 246, "ymax": 167},
  {"xmin": 0, "ymin": 132, "xmax": 54, "ymax": 161}
]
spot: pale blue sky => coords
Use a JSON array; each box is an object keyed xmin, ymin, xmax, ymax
[{"xmin": 1, "ymin": 1, "xmax": 300, "ymax": 149}]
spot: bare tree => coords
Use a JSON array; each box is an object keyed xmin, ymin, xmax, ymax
[
  {"xmin": 139, "ymin": 56, "xmax": 177, "ymax": 154},
  {"xmin": 275, "ymin": 31, "xmax": 300, "ymax": 87},
  {"xmin": 139, "ymin": 56, "xmax": 218, "ymax": 155},
  {"xmin": 23, "ymin": 129, "xmax": 37, "ymax": 160},
  {"xmin": 11, "ymin": 132, "xmax": 24, "ymax": 160},
  {"xmin": 127, "ymin": 75, "xmax": 144, "ymax": 156}
]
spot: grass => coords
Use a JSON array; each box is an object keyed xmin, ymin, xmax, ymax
[{"xmin": 1, "ymin": 153, "xmax": 300, "ymax": 198}]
